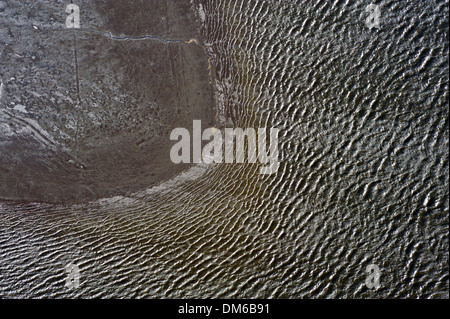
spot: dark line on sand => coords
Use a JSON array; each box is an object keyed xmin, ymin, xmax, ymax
[{"xmin": 70, "ymin": 0, "xmax": 82, "ymax": 157}]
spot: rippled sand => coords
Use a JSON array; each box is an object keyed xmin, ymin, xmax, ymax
[{"xmin": 0, "ymin": 0, "xmax": 448, "ymax": 298}]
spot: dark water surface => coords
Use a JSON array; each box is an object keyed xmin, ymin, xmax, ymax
[{"xmin": 0, "ymin": 0, "xmax": 448, "ymax": 298}]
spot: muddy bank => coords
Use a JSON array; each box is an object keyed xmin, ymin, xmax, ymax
[{"xmin": 0, "ymin": 0, "xmax": 216, "ymax": 203}]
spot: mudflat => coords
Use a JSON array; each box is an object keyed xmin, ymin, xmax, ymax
[{"xmin": 0, "ymin": 0, "xmax": 216, "ymax": 204}]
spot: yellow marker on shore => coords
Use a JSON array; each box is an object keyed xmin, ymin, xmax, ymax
[{"xmin": 185, "ymin": 38, "xmax": 201, "ymax": 45}]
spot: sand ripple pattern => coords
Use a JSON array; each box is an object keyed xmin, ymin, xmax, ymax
[{"xmin": 0, "ymin": 0, "xmax": 448, "ymax": 298}]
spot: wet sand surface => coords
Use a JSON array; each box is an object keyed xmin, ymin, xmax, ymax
[
  {"xmin": 0, "ymin": 0, "xmax": 215, "ymax": 203},
  {"xmin": 0, "ymin": 0, "xmax": 448, "ymax": 299}
]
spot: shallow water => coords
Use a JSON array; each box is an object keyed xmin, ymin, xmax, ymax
[{"xmin": 0, "ymin": 0, "xmax": 448, "ymax": 298}]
